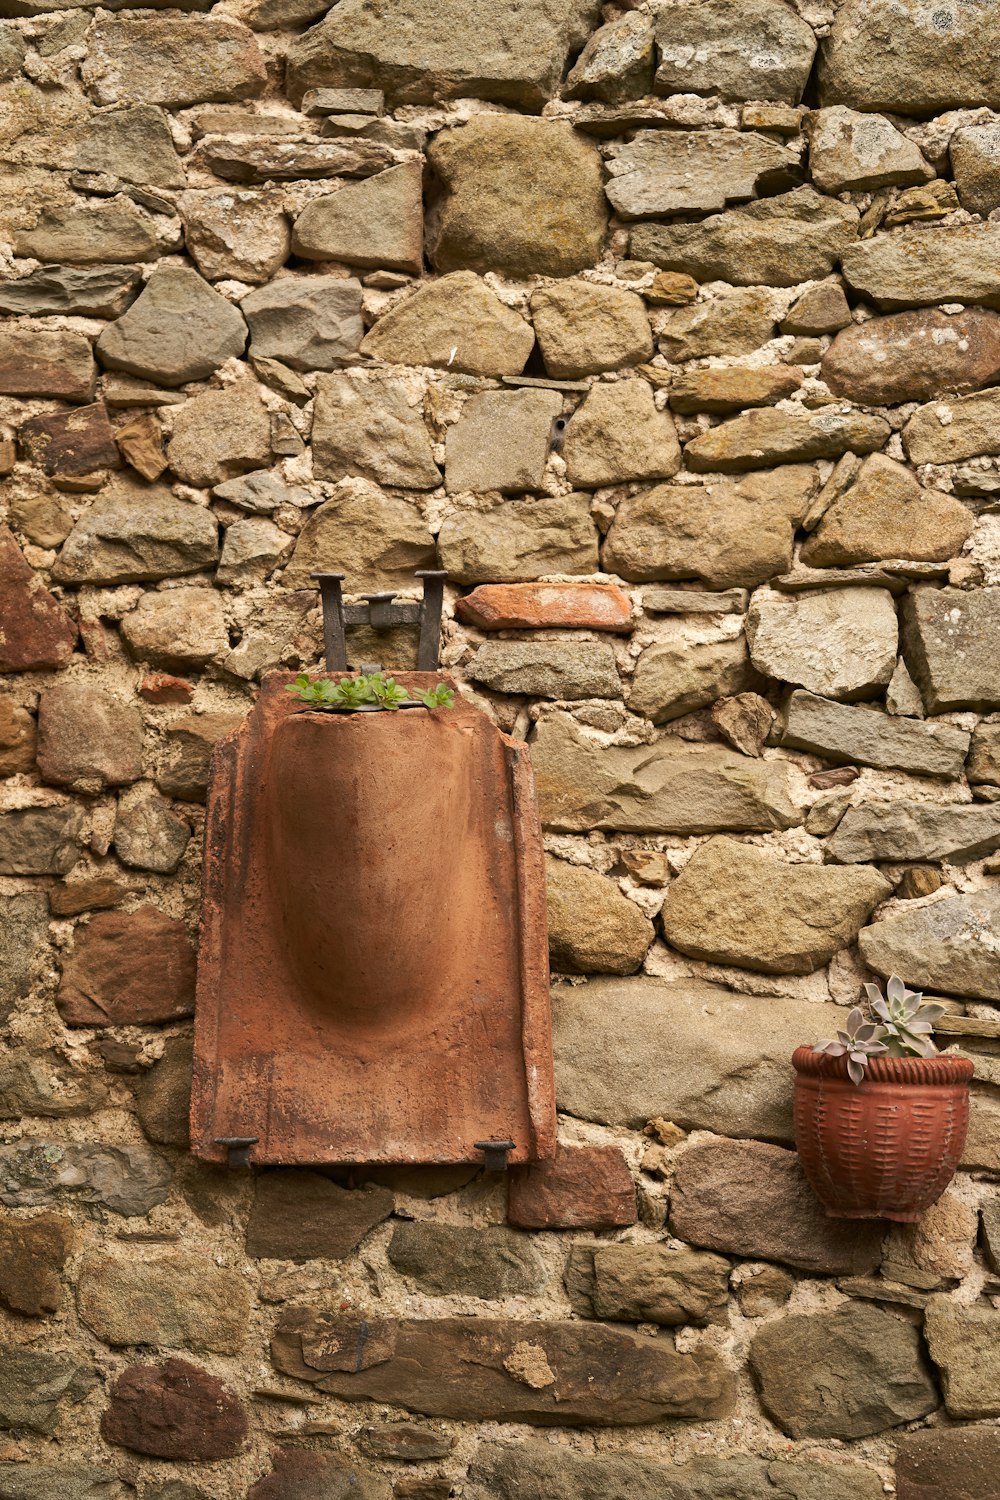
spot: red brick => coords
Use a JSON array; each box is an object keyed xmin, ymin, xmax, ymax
[
  {"xmin": 0, "ymin": 525, "xmax": 77, "ymax": 672},
  {"xmin": 507, "ymin": 1144, "xmax": 637, "ymax": 1230},
  {"xmin": 456, "ymin": 582, "xmax": 632, "ymax": 632}
]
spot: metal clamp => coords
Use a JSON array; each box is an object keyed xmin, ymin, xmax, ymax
[
  {"xmin": 475, "ymin": 1139, "xmax": 516, "ymax": 1173},
  {"xmin": 215, "ymin": 1136, "xmax": 258, "ymax": 1169},
  {"xmin": 310, "ymin": 571, "xmax": 447, "ymax": 673}
]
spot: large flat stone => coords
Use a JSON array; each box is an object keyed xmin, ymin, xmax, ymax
[
  {"xmin": 166, "ymin": 379, "xmax": 271, "ymax": 488},
  {"xmin": 799, "ymin": 455, "xmax": 974, "ymax": 568},
  {"xmin": 75, "ymin": 103, "xmax": 185, "ymax": 188},
  {"xmin": 0, "ymin": 265, "xmax": 141, "ymax": 318},
  {"xmin": 53, "ymin": 481, "xmax": 219, "ymax": 585},
  {"xmin": 562, "ymin": 381, "xmax": 680, "ymax": 487},
  {"xmin": 291, "ymin": 162, "xmax": 423, "ymax": 273},
  {"xmin": 13, "ymin": 200, "xmax": 166, "ymax": 267},
  {"xmin": 859, "ymin": 888, "xmax": 1000, "ymax": 1001},
  {"xmin": 82, "ymin": 17, "xmax": 266, "ymax": 108},
  {"xmin": 604, "ymin": 129, "xmax": 800, "ymax": 218},
  {"xmin": 0, "ymin": 1348, "xmax": 95, "ymax": 1435},
  {"xmin": 445, "ymin": 389, "xmax": 562, "ymax": 495},
  {"xmin": 283, "ymin": 481, "xmax": 435, "ymax": 590},
  {"xmin": 469, "ymin": 641, "xmax": 621, "ymax": 700},
  {"xmin": 842, "ymin": 226, "xmax": 1000, "ymax": 310},
  {"xmin": 311, "ymin": 370, "xmax": 439, "ymax": 489},
  {"xmin": 532, "ymin": 711, "xmax": 801, "ymax": 834},
  {"xmin": 0, "ymin": 805, "xmax": 84, "ymax": 876},
  {"xmin": 507, "ymin": 1145, "xmax": 636, "ymax": 1231},
  {"xmin": 19, "ymin": 401, "xmax": 119, "ymax": 481},
  {"xmin": 97, "ymin": 267, "xmax": 247, "ymax": 386},
  {"xmin": 437, "ymin": 496, "xmax": 598, "ymax": 583},
  {"xmin": 0, "ymin": 1141, "xmax": 171, "ymax": 1217},
  {"xmin": 657, "ymin": 287, "xmax": 778, "ymax": 361},
  {"xmin": 654, "ymin": 0, "xmax": 816, "ymax": 103},
  {"xmin": 120, "ymin": 588, "xmax": 229, "ymax": 671},
  {"xmin": 361, "ymin": 272, "xmax": 533, "ymax": 377},
  {"xmin": 808, "ymin": 106, "xmax": 932, "ymax": 193},
  {"xmin": 0, "ymin": 525, "xmax": 77, "ymax": 671},
  {"xmin": 36, "ymin": 681, "xmax": 142, "ymax": 790},
  {"xmin": 903, "ymin": 586, "xmax": 1000, "ymax": 712},
  {"xmin": 686, "ymin": 407, "xmax": 889, "ymax": 474},
  {"xmin": 271, "ymin": 1309, "xmax": 733, "ymax": 1424},
  {"xmin": 747, "ymin": 587, "xmax": 897, "ymax": 700},
  {"xmin": 781, "ymin": 690, "xmax": 970, "ymax": 779},
  {"xmin": 0, "ymin": 1467, "xmax": 122, "ymax": 1500},
  {"xmin": 530, "ymin": 280, "xmax": 652, "ymax": 378},
  {"xmin": 242, "ymin": 275, "xmax": 362, "ymax": 372},
  {"xmin": 823, "ymin": 308, "xmax": 1000, "ymax": 406},
  {"xmin": 247, "ymin": 1171, "xmax": 394, "ymax": 1260},
  {"xmin": 552, "ymin": 978, "xmax": 850, "ymax": 1140},
  {"xmin": 0, "ymin": 328, "xmax": 95, "ymax": 402},
  {"xmin": 828, "ymin": 801, "xmax": 1000, "ymax": 864},
  {"xmin": 923, "ymin": 1298, "xmax": 1000, "ymax": 1419},
  {"xmin": 179, "ymin": 188, "xmax": 290, "ymax": 285},
  {"xmin": 77, "ymin": 1248, "xmax": 250, "ymax": 1353},
  {"xmin": 669, "ymin": 1138, "xmax": 884, "ymax": 1275}
]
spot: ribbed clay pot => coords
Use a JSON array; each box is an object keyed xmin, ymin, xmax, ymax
[{"xmin": 792, "ymin": 1046, "xmax": 974, "ymax": 1223}]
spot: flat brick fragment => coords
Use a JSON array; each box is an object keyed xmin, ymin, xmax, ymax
[
  {"xmin": 57, "ymin": 906, "xmax": 196, "ymax": 1026},
  {"xmin": 18, "ymin": 402, "xmax": 120, "ymax": 479},
  {"xmin": 456, "ymin": 583, "xmax": 632, "ymax": 633},
  {"xmin": 508, "ymin": 1145, "xmax": 637, "ymax": 1229}
]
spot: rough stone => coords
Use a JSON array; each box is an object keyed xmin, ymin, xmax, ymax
[
  {"xmin": 859, "ymin": 888, "xmax": 1000, "ymax": 1000},
  {"xmin": 179, "ymin": 189, "xmax": 290, "ymax": 285},
  {"xmin": 0, "ymin": 1467, "xmax": 121, "ymax": 1500},
  {"xmin": 606, "ymin": 129, "xmax": 801, "ymax": 219},
  {"xmin": 284, "ymin": 482, "xmax": 435, "ymax": 590},
  {"xmin": 507, "ymin": 1145, "xmax": 636, "ymax": 1230},
  {"xmin": 362, "ymin": 1425, "xmax": 451, "ymax": 1462},
  {"xmin": 0, "ymin": 1212, "xmax": 72, "ymax": 1317},
  {"xmin": 0, "ymin": 328, "xmax": 96, "ymax": 403},
  {"xmin": 533, "ymin": 712, "xmax": 800, "ymax": 834},
  {"xmin": 565, "ymin": 11, "xmax": 654, "ymax": 103},
  {"xmin": 53, "ymin": 482, "xmax": 219, "ymax": 585},
  {"xmin": 905, "ymin": 388, "xmax": 1000, "ymax": 466},
  {"xmin": 135, "ymin": 1036, "xmax": 192, "ymax": 1148},
  {"xmin": 14, "ymin": 199, "xmax": 166, "ymax": 268},
  {"xmin": 445, "ymin": 388, "xmax": 561, "ymax": 495},
  {"xmin": 285, "ymin": 0, "xmax": 600, "ymax": 111},
  {"xmin": 82, "ymin": 17, "xmax": 267, "ymax": 108},
  {"xmin": 36, "ymin": 681, "xmax": 142, "ymax": 791},
  {"xmin": 19, "ymin": 401, "xmax": 119, "ymax": 480},
  {"xmin": 0, "ymin": 1048, "xmax": 105, "ymax": 1122},
  {"xmin": 167, "ymin": 380, "xmax": 271, "ymax": 489},
  {"xmin": 456, "ymin": 583, "xmax": 631, "ymax": 633},
  {"xmin": 551, "ymin": 977, "xmax": 853, "ymax": 1140},
  {"xmin": 903, "ymin": 586, "xmax": 1000, "ymax": 712},
  {"xmin": 120, "ymin": 587, "xmax": 229, "ymax": 671},
  {"xmin": 247, "ymin": 1171, "xmax": 394, "ymax": 1259},
  {"xmin": 882, "ymin": 1191, "xmax": 978, "ymax": 1289},
  {"xmin": 75, "ymin": 104, "xmax": 185, "ymax": 188},
  {"xmin": 0, "ymin": 265, "xmax": 140, "ymax": 319},
  {"xmin": 271, "ymin": 1308, "xmax": 733, "ymax": 1424},
  {"xmin": 0, "ymin": 1348, "xmax": 95, "ymax": 1434},
  {"xmin": 828, "ymin": 801, "xmax": 1000, "ymax": 864},
  {"xmin": 923, "ymin": 1298, "xmax": 1000, "ymax": 1418},
  {"xmin": 388, "ymin": 1223, "xmax": 546, "ymax": 1297},
  {"xmin": 662, "ymin": 837, "xmax": 890, "ymax": 975},
  {"xmin": 685, "ymin": 407, "xmax": 889, "ymax": 474},
  {"xmin": 800, "ymin": 455, "xmax": 973, "ymax": 568},
  {"xmin": 782, "ymin": 281, "xmax": 852, "ymax": 336},
  {"xmin": 530, "ymin": 281, "xmax": 651, "ymax": 378},
  {"xmin": 969, "ymin": 723, "xmax": 1000, "ymax": 785},
  {"xmin": 0, "ymin": 805, "xmax": 84, "ymax": 876},
  {"xmin": 157, "ymin": 713, "xmax": 242, "ymax": 803},
  {"xmin": 895, "ymin": 1425, "xmax": 1000, "ymax": 1500},
  {"xmin": 97, "ymin": 267, "xmax": 248, "ymax": 387},
  {"xmin": 112, "ymin": 784, "xmax": 191, "ymax": 874},
  {"xmin": 0, "ymin": 525, "xmax": 77, "ymax": 670},
  {"xmin": 782, "ymin": 690, "xmax": 971, "ymax": 779},
  {"xmin": 77, "ymin": 1248, "xmax": 249, "ymax": 1353},
  {"xmin": 669, "ymin": 1138, "xmax": 884, "ymax": 1274},
  {"xmin": 841, "ymin": 225, "xmax": 1000, "ymax": 311},
  {"xmin": 214, "ymin": 469, "xmax": 314, "ymax": 514},
  {"xmin": 668, "ymin": 366, "xmax": 803, "ymax": 415},
  {"xmin": 602, "ymin": 466, "xmax": 816, "ymax": 589},
  {"xmin": 809, "ymin": 107, "xmax": 930, "ymax": 194},
  {"xmin": 0, "ymin": 1140, "xmax": 171, "ymax": 1216},
  {"xmin": 7, "ymin": 493, "xmax": 73, "ymax": 551},
  {"xmin": 0, "ymin": 891, "xmax": 47, "ymax": 1020},
  {"xmin": 632, "ymin": 188, "xmax": 858, "ymax": 288},
  {"xmin": 628, "ymin": 638, "xmax": 757, "ymax": 725},
  {"xmin": 657, "ymin": 288, "xmax": 778, "ymax": 361},
  {"xmin": 248, "ymin": 1450, "xmax": 390, "ymax": 1500},
  {"xmin": 58, "ymin": 905, "xmax": 195, "ymax": 1026},
  {"xmin": 312, "ymin": 370, "xmax": 439, "ymax": 488},
  {"xmin": 0, "ymin": 696, "xmax": 36, "ymax": 777},
  {"xmin": 292, "ymin": 162, "xmax": 423, "ymax": 274},
  {"xmin": 750, "ymin": 1303, "xmax": 938, "ymax": 1438},
  {"xmin": 241, "ymin": 275, "xmax": 363, "ymax": 372},
  {"xmin": 101, "ymin": 1358, "xmax": 248, "ymax": 1459},
  {"xmin": 469, "ymin": 642, "xmax": 621, "ymax": 700},
  {"xmin": 545, "ymin": 856, "xmax": 653, "ymax": 975},
  {"xmin": 191, "ymin": 134, "xmax": 393, "ymax": 182},
  {"xmin": 711, "ymin": 692, "xmax": 774, "ymax": 757},
  {"xmin": 566, "ymin": 1243, "xmax": 729, "ymax": 1326},
  {"xmin": 952, "ymin": 123, "xmax": 1000, "ymax": 218},
  {"xmin": 217, "ymin": 519, "xmax": 293, "ymax": 585},
  {"xmin": 824, "ymin": 308, "xmax": 1000, "ymax": 407},
  {"xmin": 562, "ymin": 381, "xmax": 680, "ymax": 487},
  {"xmin": 360, "ymin": 272, "xmax": 533, "ymax": 377},
  {"xmin": 654, "ymin": 0, "xmax": 816, "ymax": 104},
  {"xmin": 427, "ymin": 115, "xmax": 607, "ymax": 279},
  {"xmin": 438, "ymin": 495, "xmax": 598, "ymax": 583},
  {"xmin": 747, "ymin": 587, "xmax": 897, "ymax": 700}
]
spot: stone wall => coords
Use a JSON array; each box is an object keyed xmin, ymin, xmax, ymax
[{"xmin": 1, "ymin": 0, "xmax": 1000, "ymax": 1494}]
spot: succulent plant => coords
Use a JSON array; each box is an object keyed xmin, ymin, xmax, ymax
[
  {"xmin": 813, "ymin": 974, "xmax": 945, "ymax": 1084},
  {"xmin": 813, "ymin": 1007, "xmax": 889, "ymax": 1085}
]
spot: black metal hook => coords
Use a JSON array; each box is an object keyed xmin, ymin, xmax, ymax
[{"xmin": 310, "ymin": 570, "xmax": 447, "ymax": 672}]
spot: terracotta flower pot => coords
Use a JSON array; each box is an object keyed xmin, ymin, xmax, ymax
[{"xmin": 792, "ymin": 1046, "xmax": 974, "ymax": 1223}]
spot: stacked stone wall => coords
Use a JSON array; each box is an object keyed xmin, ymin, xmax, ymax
[{"xmin": 1, "ymin": 0, "xmax": 1000, "ymax": 1494}]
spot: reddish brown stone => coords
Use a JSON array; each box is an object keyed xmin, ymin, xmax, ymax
[
  {"xmin": 896, "ymin": 1424, "xmax": 1000, "ymax": 1500},
  {"xmin": 157, "ymin": 713, "xmax": 244, "ymax": 803},
  {"xmin": 0, "ymin": 439, "xmax": 15, "ymax": 475},
  {"xmin": 101, "ymin": 1357, "xmax": 248, "ymax": 1460},
  {"xmin": 507, "ymin": 1145, "xmax": 637, "ymax": 1230},
  {"xmin": 49, "ymin": 877, "xmax": 130, "ymax": 918},
  {"xmin": 57, "ymin": 906, "xmax": 196, "ymax": 1026},
  {"xmin": 808, "ymin": 765, "xmax": 861, "ymax": 789},
  {"xmin": 0, "ymin": 1211, "xmax": 73, "ymax": 1316},
  {"xmin": 0, "ymin": 329, "xmax": 96, "ymax": 403},
  {"xmin": 115, "ymin": 413, "xmax": 168, "ymax": 481},
  {"xmin": 19, "ymin": 402, "xmax": 120, "ymax": 479},
  {"xmin": 139, "ymin": 673, "xmax": 194, "ymax": 705},
  {"xmin": 36, "ymin": 680, "xmax": 144, "ymax": 790},
  {"xmin": 456, "ymin": 582, "xmax": 633, "ymax": 633},
  {"xmin": 0, "ymin": 525, "xmax": 77, "ymax": 672},
  {"xmin": 249, "ymin": 1449, "xmax": 390, "ymax": 1500},
  {"xmin": 0, "ymin": 697, "xmax": 36, "ymax": 777},
  {"xmin": 247, "ymin": 1170, "xmax": 394, "ymax": 1259}
]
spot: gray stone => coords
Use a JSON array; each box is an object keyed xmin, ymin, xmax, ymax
[
  {"xmin": 284, "ymin": 481, "xmax": 435, "ymax": 591},
  {"xmin": 747, "ymin": 587, "xmax": 897, "ymax": 700},
  {"xmin": 818, "ymin": 0, "xmax": 1000, "ymax": 115},
  {"xmin": 388, "ymin": 1223, "xmax": 546, "ymax": 1297},
  {"xmin": 565, "ymin": 1243, "xmax": 729, "ymax": 1326},
  {"xmin": 75, "ymin": 105, "xmax": 185, "ymax": 189},
  {"xmin": 312, "ymin": 371, "xmax": 439, "ymax": 489},
  {"xmin": 654, "ymin": 0, "xmax": 816, "ymax": 104},
  {"xmin": 799, "ymin": 455, "xmax": 974, "ymax": 568},
  {"xmin": 669, "ymin": 1138, "xmax": 884, "ymax": 1275},
  {"xmin": 445, "ymin": 388, "xmax": 562, "ymax": 495},
  {"xmin": 0, "ymin": 1466, "xmax": 123, "ymax": 1500},
  {"xmin": 214, "ymin": 470, "xmax": 315, "ymax": 514},
  {"xmin": 533, "ymin": 712, "xmax": 800, "ymax": 834},
  {"xmin": 662, "ymin": 837, "xmax": 891, "ymax": 975},
  {"xmin": 136, "ymin": 1036, "xmax": 192, "ymax": 1147},
  {"xmin": 427, "ymin": 115, "xmax": 607, "ymax": 279},
  {"xmin": 828, "ymin": 801, "xmax": 1000, "ymax": 864},
  {"xmin": 903, "ymin": 586, "xmax": 1000, "ymax": 712},
  {"xmin": 530, "ymin": 281, "xmax": 652, "ymax": 379},
  {"xmin": 468, "ymin": 641, "xmax": 620, "ymax": 700},
  {"xmin": 605, "ymin": 129, "xmax": 800, "ymax": 219},
  {"xmin": 120, "ymin": 587, "xmax": 229, "ymax": 672},
  {"xmin": 437, "ymin": 495, "xmax": 598, "ymax": 584},
  {"xmin": 0, "ymin": 805, "xmax": 84, "ymax": 876},
  {"xmin": 36, "ymin": 681, "xmax": 142, "ymax": 791},
  {"xmin": 247, "ymin": 1171, "xmax": 394, "ymax": 1260},
  {"xmin": 113, "ymin": 784, "xmax": 191, "ymax": 875},
  {"xmin": 643, "ymin": 588, "xmax": 749, "ymax": 616},
  {"xmin": 217, "ymin": 518, "xmax": 293, "ymax": 586},
  {"xmin": 241, "ymin": 275, "xmax": 362, "ymax": 372},
  {"xmin": 565, "ymin": 11, "xmax": 654, "ymax": 103},
  {"xmin": 0, "ymin": 893, "xmax": 48, "ymax": 1023},
  {"xmin": 361, "ymin": 272, "xmax": 533, "ymax": 377},
  {"xmin": 0, "ymin": 25, "xmax": 24, "ymax": 83},
  {"xmin": 82, "ymin": 17, "xmax": 267, "ymax": 109},
  {"xmin": 53, "ymin": 481, "xmax": 219, "ymax": 585},
  {"xmin": 167, "ymin": 380, "xmax": 271, "ymax": 489},
  {"xmin": 77, "ymin": 1247, "xmax": 250, "ymax": 1354},
  {"xmin": 292, "ymin": 162, "xmax": 423, "ymax": 274},
  {"xmin": 562, "ymin": 381, "xmax": 680, "ymax": 488},
  {"xmin": 632, "ymin": 188, "xmax": 858, "ymax": 288},
  {"xmin": 750, "ymin": 1303, "xmax": 938, "ymax": 1438},
  {"xmin": 841, "ymin": 225, "xmax": 1000, "ymax": 311},
  {"xmin": 179, "ymin": 189, "xmax": 290, "ymax": 285},
  {"xmin": 0, "ymin": 264, "xmax": 141, "ymax": 318},
  {"xmin": 905, "ymin": 387, "xmax": 1000, "ymax": 466},
  {"xmin": 953, "ymin": 124, "xmax": 1000, "ymax": 218},
  {"xmin": 0, "ymin": 1348, "xmax": 96, "ymax": 1434},
  {"xmin": 301, "ymin": 87, "xmax": 385, "ymax": 114},
  {"xmin": 0, "ymin": 1141, "xmax": 171, "ymax": 1216},
  {"xmin": 546, "ymin": 856, "xmax": 654, "ymax": 975},
  {"xmin": 657, "ymin": 288, "xmax": 778, "ymax": 361},
  {"xmin": 685, "ymin": 407, "xmax": 889, "ymax": 474},
  {"xmin": 13, "ymin": 198, "xmax": 167, "ymax": 267},
  {"xmin": 97, "ymin": 267, "xmax": 248, "ymax": 387},
  {"xmin": 284, "ymin": 0, "xmax": 601, "ymax": 111},
  {"xmin": 859, "ymin": 888, "xmax": 1000, "ymax": 1001},
  {"xmin": 809, "ymin": 107, "xmax": 931, "ymax": 194},
  {"xmin": 552, "ymin": 977, "xmax": 849, "ymax": 1140},
  {"xmin": 782, "ymin": 690, "xmax": 970, "ymax": 779},
  {"xmin": 628, "ymin": 639, "xmax": 757, "ymax": 724}
]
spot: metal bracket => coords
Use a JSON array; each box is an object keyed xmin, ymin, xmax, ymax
[
  {"xmin": 215, "ymin": 1136, "xmax": 258, "ymax": 1169},
  {"xmin": 310, "ymin": 571, "xmax": 447, "ymax": 673},
  {"xmin": 475, "ymin": 1138, "xmax": 516, "ymax": 1173}
]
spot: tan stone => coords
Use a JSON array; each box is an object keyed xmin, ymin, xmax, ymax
[
  {"xmin": 685, "ymin": 407, "xmax": 889, "ymax": 474},
  {"xmin": 562, "ymin": 381, "xmax": 680, "ymax": 487},
  {"xmin": 292, "ymin": 162, "xmax": 423, "ymax": 273},
  {"xmin": 657, "ymin": 288, "xmax": 778, "ymax": 360},
  {"xmin": 800, "ymin": 455, "xmax": 974, "ymax": 567},
  {"xmin": 114, "ymin": 414, "xmax": 167, "ymax": 483},
  {"xmin": 360, "ymin": 272, "xmax": 533, "ymax": 377},
  {"xmin": 82, "ymin": 17, "xmax": 267, "ymax": 108},
  {"xmin": 711, "ymin": 693, "xmax": 773, "ymax": 757},
  {"xmin": 654, "ymin": 0, "xmax": 816, "ymax": 104},
  {"xmin": 746, "ymin": 587, "xmax": 898, "ymax": 700},
  {"xmin": 121, "ymin": 587, "xmax": 229, "ymax": 671},
  {"xmin": 0, "ymin": 697, "xmax": 36, "ymax": 778},
  {"xmin": 808, "ymin": 107, "xmax": 931, "ymax": 193},
  {"xmin": 284, "ymin": 480, "xmax": 436, "ymax": 590},
  {"xmin": 823, "ymin": 308, "xmax": 1000, "ymax": 406},
  {"xmin": 842, "ymin": 225, "xmax": 1000, "ymax": 311},
  {"xmin": 179, "ymin": 189, "xmax": 290, "ymax": 285},
  {"xmin": 97, "ymin": 266, "xmax": 248, "ymax": 388},
  {"xmin": 14, "ymin": 198, "xmax": 166, "ymax": 266},
  {"xmin": 546, "ymin": 856, "xmax": 653, "ymax": 975},
  {"xmin": 565, "ymin": 10, "xmax": 654, "ymax": 103},
  {"xmin": 530, "ymin": 281, "xmax": 652, "ymax": 378},
  {"xmin": 952, "ymin": 124, "xmax": 1000, "ymax": 219},
  {"xmin": 241, "ymin": 275, "xmax": 362, "ymax": 373},
  {"xmin": 781, "ymin": 281, "xmax": 852, "ymax": 336},
  {"xmin": 668, "ymin": 366, "xmax": 802, "ymax": 415},
  {"xmin": 904, "ymin": 387, "xmax": 1000, "ymax": 466},
  {"xmin": 77, "ymin": 1248, "xmax": 250, "ymax": 1354},
  {"xmin": 0, "ymin": 329, "xmax": 96, "ymax": 403},
  {"xmin": 438, "ymin": 495, "xmax": 598, "ymax": 583},
  {"xmin": 445, "ymin": 389, "xmax": 561, "ymax": 495},
  {"xmin": 644, "ymin": 271, "xmax": 698, "ymax": 306},
  {"xmin": 312, "ymin": 371, "xmax": 439, "ymax": 489},
  {"xmin": 628, "ymin": 638, "xmax": 758, "ymax": 724},
  {"xmin": 606, "ymin": 129, "xmax": 800, "ymax": 218},
  {"xmin": 566, "ymin": 1242, "xmax": 729, "ymax": 1326},
  {"xmin": 36, "ymin": 682, "xmax": 142, "ymax": 792},
  {"xmin": 167, "ymin": 380, "xmax": 271, "ymax": 489}
]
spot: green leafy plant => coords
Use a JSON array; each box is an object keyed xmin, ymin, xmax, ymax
[
  {"xmin": 286, "ymin": 672, "xmax": 455, "ymax": 713},
  {"xmin": 812, "ymin": 974, "xmax": 945, "ymax": 1084}
]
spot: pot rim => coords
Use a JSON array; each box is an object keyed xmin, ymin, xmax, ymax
[{"xmin": 792, "ymin": 1044, "xmax": 974, "ymax": 1086}]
